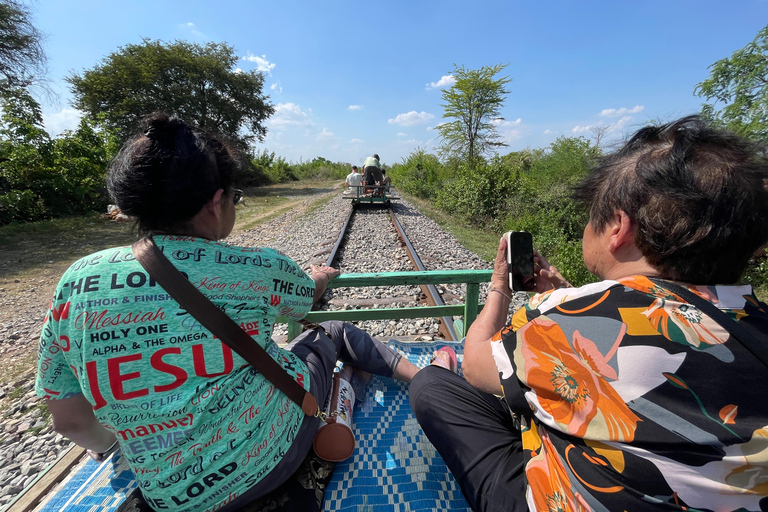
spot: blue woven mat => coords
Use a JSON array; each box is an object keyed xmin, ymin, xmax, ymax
[{"xmin": 36, "ymin": 340, "xmax": 469, "ymax": 512}]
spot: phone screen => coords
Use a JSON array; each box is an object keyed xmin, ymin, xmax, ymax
[{"xmin": 506, "ymin": 231, "xmax": 535, "ymax": 292}]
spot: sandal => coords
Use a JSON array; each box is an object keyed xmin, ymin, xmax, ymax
[{"xmin": 429, "ymin": 346, "xmax": 458, "ymax": 373}]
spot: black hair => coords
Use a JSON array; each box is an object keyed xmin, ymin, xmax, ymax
[
  {"xmin": 573, "ymin": 115, "xmax": 768, "ymax": 284},
  {"xmin": 107, "ymin": 113, "xmax": 241, "ymax": 235},
  {"xmin": 373, "ymin": 154, "xmax": 380, "ymax": 160}
]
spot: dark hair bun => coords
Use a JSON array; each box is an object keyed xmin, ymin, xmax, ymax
[{"xmin": 106, "ymin": 113, "xmax": 240, "ymax": 235}]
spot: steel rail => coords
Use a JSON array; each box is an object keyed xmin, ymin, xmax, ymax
[
  {"xmin": 389, "ymin": 208, "xmax": 458, "ymax": 341},
  {"xmin": 317, "ymin": 200, "xmax": 458, "ymax": 341},
  {"xmin": 324, "ymin": 202, "xmax": 356, "ymax": 268}
]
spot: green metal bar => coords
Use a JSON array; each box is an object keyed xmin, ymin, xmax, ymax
[
  {"xmin": 278, "ymin": 269, "xmax": 492, "ymax": 341},
  {"xmin": 326, "ymin": 270, "xmax": 493, "ymax": 288},
  {"xmin": 287, "ymin": 321, "xmax": 303, "ymax": 340},
  {"xmin": 463, "ymin": 282, "xmax": 480, "ymax": 337},
  {"xmin": 277, "ymin": 303, "xmax": 484, "ymax": 325}
]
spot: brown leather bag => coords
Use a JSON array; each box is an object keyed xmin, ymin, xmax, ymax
[{"xmin": 132, "ymin": 237, "xmax": 356, "ymax": 461}]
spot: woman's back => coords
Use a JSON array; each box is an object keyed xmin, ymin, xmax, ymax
[{"xmin": 36, "ymin": 237, "xmax": 315, "ymax": 510}]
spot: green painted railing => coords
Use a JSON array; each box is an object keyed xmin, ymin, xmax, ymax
[{"xmin": 278, "ymin": 269, "xmax": 494, "ymax": 340}]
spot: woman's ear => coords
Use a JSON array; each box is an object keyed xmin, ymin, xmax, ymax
[
  {"xmin": 608, "ymin": 210, "xmax": 637, "ymax": 252},
  {"xmin": 205, "ymin": 189, "xmax": 226, "ymax": 220}
]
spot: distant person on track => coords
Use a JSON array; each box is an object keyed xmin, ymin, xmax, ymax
[
  {"xmin": 35, "ymin": 113, "xmax": 420, "ymax": 512},
  {"xmin": 363, "ymin": 154, "xmax": 384, "ymax": 195},
  {"xmin": 410, "ymin": 116, "xmax": 768, "ymax": 511},
  {"xmin": 345, "ymin": 164, "xmax": 363, "ymax": 193},
  {"xmin": 381, "ymin": 169, "xmax": 392, "ymax": 193}
]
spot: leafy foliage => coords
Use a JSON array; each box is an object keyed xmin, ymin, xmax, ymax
[
  {"xmin": 0, "ymin": 0, "xmax": 46, "ymax": 92},
  {"xmin": 437, "ymin": 64, "xmax": 511, "ymax": 164},
  {"xmin": 67, "ymin": 39, "xmax": 275, "ymax": 149},
  {"xmin": 0, "ymin": 88, "xmax": 111, "ymax": 224},
  {"xmin": 292, "ymin": 156, "xmax": 349, "ymax": 181},
  {"xmin": 388, "ymin": 148, "xmax": 447, "ymax": 199},
  {"xmin": 695, "ymin": 24, "xmax": 768, "ymax": 143},
  {"xmin": 394, "ymin": 136, "xmax": 599, "ymax": 286}
]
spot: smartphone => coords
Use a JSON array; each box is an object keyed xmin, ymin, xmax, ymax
[{"xmin": 504, "ymin": 231, "xmax": 535, "ymax": 292}]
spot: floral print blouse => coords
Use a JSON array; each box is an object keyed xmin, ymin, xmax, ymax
[{"xmin": 491, "ymin": 276, "xmax": 768, "ymax": 511}]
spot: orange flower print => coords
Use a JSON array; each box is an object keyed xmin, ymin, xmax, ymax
[
  {"xmin": 644, "ymin": 298, "xmax": 728, "ymax": 348},
  {"xmin": 527, "ymin": 431, "xmax": 592, "ymax": 512},
  {"xmin": 518, "ymin": 319, "xmax": 639, "ymax": 441}
]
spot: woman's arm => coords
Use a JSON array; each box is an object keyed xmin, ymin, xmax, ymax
[
  {"xmin": 45, "ymin": 395, "xmax": 117, "ymax": 453},
  {"xmin": 310, "ymin": 264, "xmax": 341, "ymax": 304},
  {"xmin": 463, "ymin": 237, "xmax": 511, "ymax": 395}
]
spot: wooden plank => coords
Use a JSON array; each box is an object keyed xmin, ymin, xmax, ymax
[{"xmin": 6, "ymin": 446, "xmax": 86, "ymax": 512}]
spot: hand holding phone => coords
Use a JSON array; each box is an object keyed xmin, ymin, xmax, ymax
[{"xmin": 504, "ymin": 231, "xmax": 535, "ymax": 292}]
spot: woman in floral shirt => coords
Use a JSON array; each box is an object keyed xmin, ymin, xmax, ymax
[{"xmin": 410, "ymin": 116, "xmax": 768, "ymax": 511}]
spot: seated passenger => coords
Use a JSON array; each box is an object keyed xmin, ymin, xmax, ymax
[
  {"xmin": 363, "ymin": 153, "xmax": 384, "ymax": 194},
  {"xmin": 381, "ymin": 169, "xmax": 392, "ymax": 193},
  {"xmin": 409, "ymin": 116, "xmax": 768, "ymax": 512},
  {"xmin": 345, "ymin": 164, "xmax": 363, "ymax": 193},
  {"xmin": 36, "ymin": 114, "xmax": 420, "ymax": 512}
]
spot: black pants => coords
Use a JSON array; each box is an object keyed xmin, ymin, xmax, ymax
[
  {"xmin": 409, "ymin": 366, "xmax": 528, "ymax": 512},
  {"xmin": 220, "ymin": 321, "xmax": 403, "ymax": 511}
]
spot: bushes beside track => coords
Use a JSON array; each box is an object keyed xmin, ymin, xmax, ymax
[
  {"xmin": 389, "ymin": 137, "xmax": 598, "ymax": 286},
  {"xmin": 391, "ymin": 138, "xmax": 768, "ymax": 291}
]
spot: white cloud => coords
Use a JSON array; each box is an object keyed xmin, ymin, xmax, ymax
[
  {"xmin": 270, "ymin": 81, "xmax": 282, "ymax": 94},
  {"xmin": 178, "ymin": 22, "xmax": 206, "ymax": 39},
  {"xmin": 242, "ymin": 53, "xmax": 276, "ymax": 74},
  {"xmin": 572, "ymin": 125, "xmax": 592, "ymax": 133},
  {"xmin": 389, "ymin": 111, "xmax": 435, "ymax": 126},
  {"xmin": 349, "ymin": 138, "xmax": 364, "ymax": 144},
  {"xmin": 317, "ymin": 127, "xmax": 334, "ymax": 139},
  {"xmin": 616, "ymin": 115, "xmax": 632, "ymax": 129},
  {"xmin": 500, "ymin": 130, "xmax": 523, "ymax": 143},
  {"xmin": 491, "ymin": 117, "xmax": 522, "ymax": 127},
  {"xmin": 348, "ymin": 105, "xmax": 362, "ymax": 111},
  {"xmin": 543, "ymin": 129, "xmax": 555, "ymax": 135},
  {"xmin": 397, "ymin": 132, "xmax": 408, "ymax": 137},
  {"xmin": 397, "ymin": 138, "xmax": 424, "ymax": 145},
  {"xmin": 599, "ymin": 105, "xmax": 644, "ymax": 117},
  {"xmin": 426, "ymin": 75, "xmax": 456, "ymax": 89},
  {"xmin": 268, "ymin": 102, "xmax": 314, "ymax": 130},
  {"xmin": 43, "ymin": 108, "xmax": 82, "ymax": 137}
]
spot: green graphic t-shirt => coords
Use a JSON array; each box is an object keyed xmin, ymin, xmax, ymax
[{"xmin": 35, "ymin": 237, "xmax": 315, "ymax": 512}]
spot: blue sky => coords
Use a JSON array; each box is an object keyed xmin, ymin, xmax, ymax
[{"xmin": 32, "ymin": 0, "xmax": 767, "ymax": 167}]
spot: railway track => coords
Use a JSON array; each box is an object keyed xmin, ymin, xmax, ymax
[{"xmin": 321, "ymin": 203, "xmax": 458, "ymax": 340}]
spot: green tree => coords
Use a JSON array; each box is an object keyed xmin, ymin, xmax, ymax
[
  {"xmin": 0, "ymin": 0, "xmax": 46, "ymax": 92},
  {"xmin": 0, "ymin": 87, "xmax": 109, "ymax": 224},
  {"xmin": 67, "ymin": 39, "xmax": 275, "ymax": 148},
  {"xmin": 437, "ymin": 64, "xmax": 511, "ymax": 164},
  {"xmin": 695, "ymin": 24, "xmax": 768, "ymax": 143}
]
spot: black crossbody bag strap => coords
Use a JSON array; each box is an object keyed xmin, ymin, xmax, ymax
[
  {"xmin": 131, "ymin": 236, "xmax": 320, "ymax": 417},
  {"xmin": 649, "ymin": 278, "xmax": 768, "ymax": 369}
]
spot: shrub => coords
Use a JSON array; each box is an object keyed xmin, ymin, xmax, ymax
[{"xmin": 389, "ymin": 149, "xmax": 446, "ymax": 199}]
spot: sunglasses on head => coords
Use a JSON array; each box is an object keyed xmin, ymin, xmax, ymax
[{"xmin": 231, "ymin": 189, "xmax": 243, "ymax": 205}]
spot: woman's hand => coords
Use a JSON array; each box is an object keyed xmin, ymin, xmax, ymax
[
  {"xmin": 310, "ymin": 265, "xmax": 340, "ymax": 304},
  {"xmin": 310, "ymin": 264, "xmax": 340, "ymax": 283},
  {"xmin": 533, "ymin": 250, "xmax": 572, "ymax": 292},
  {"xmin": 491, "ymin": 236, "xmax": 514, "ymax": 296}
]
